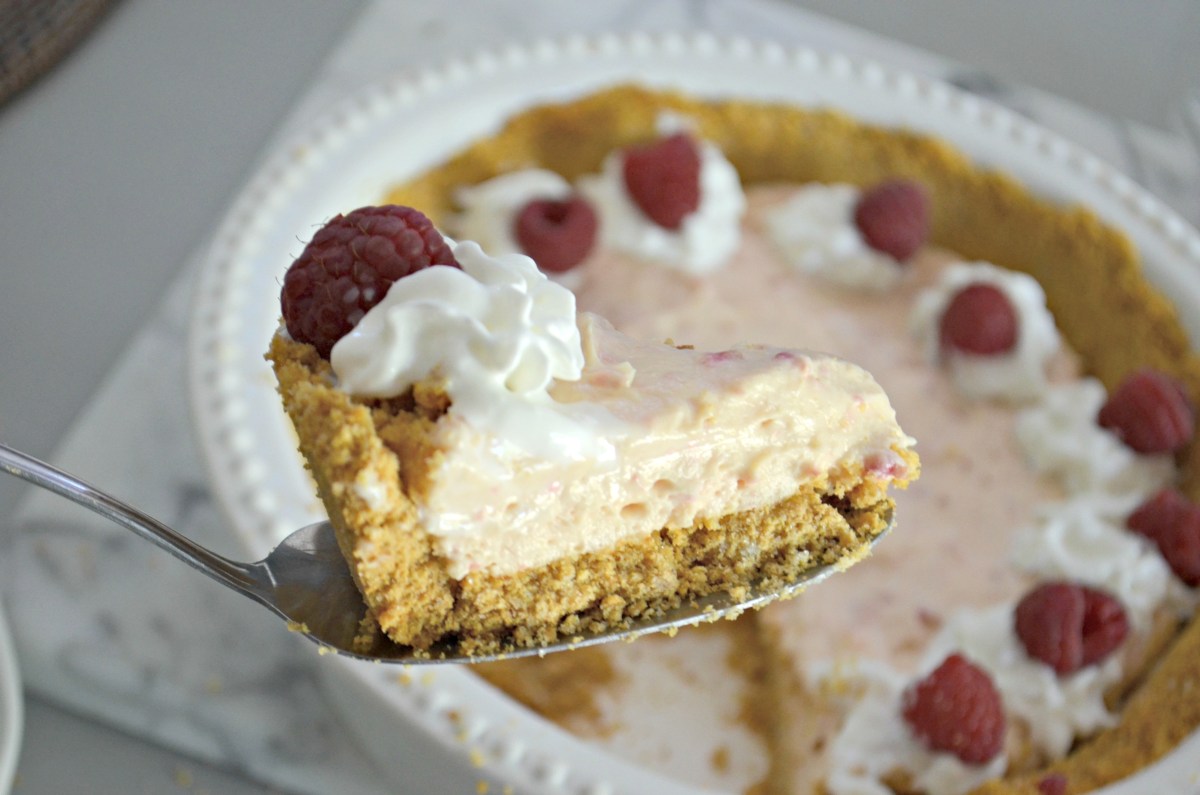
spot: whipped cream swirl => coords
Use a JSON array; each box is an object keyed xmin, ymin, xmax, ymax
[
  {"xmin": 1011, "ymin": 496, "xmax": 1194, "ymax": 627},
  {"xmin": 331, "ymin": 241, "xmax": 611, "ymax": 460},
  {"xmin": 764, "ymin": 183, "xmax": 904, "ymax": 290},
  {"xmin": 1015, "ymin": 378, "xmax": 1175, "ymax": 504}
]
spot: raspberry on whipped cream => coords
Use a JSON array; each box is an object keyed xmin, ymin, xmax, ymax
[
  {"xmin": 1015, "ymin": 379, "xmax": 1175, "ymax": 504},
  {"xmin": 513, "ymin": 196, "xmax": 597, "ymax": 274},
  {"xmin": 452, "ymin": 169, "xmax": 598, "ymax": 284},
  {"xmin": 921, "ymin": 605, "xmax": 1123, "ymax": 761},
  {"xmin": 910, "ymin": 261, "xmax": 1061, "ymax": 402},
  {"xmin": 764, "ymin": 183, "xmax": 909, "ymax": 290},
  {"xmin": 1098, "ymin": 368, "xmax": 1196, "ymax": 455},
  {"xmin": 1013, "ymin": 581, "xmax": 1129, "ymax": 675},
  {"xmin": 578, "ymin": 115, "xmax": 745, "ymax": 274},
  {"xmin": 853, "ymin": 179, "xmax": 931, "ymax": 262},
  {"xmin": 938, "ymin": 284, "xmax": 1018, "ymax": 355},
  {"xmin": 902, "ymin": 653, "xmax": 1006, "ymax": 765},
  {"xmin": 824, "ymin": 659, "xmax": 1008, "ymax": 795},
  {"xmin": 1126, "ymin": 488, "xmax": 1200, "ymax": 588},
  {"xmin": 453, "ymin": 169, "xmax": 574, "ymax": 254},
  {"xmin": 1011, "ymin": 496, "xmax": 1191, "ymax": 627}
]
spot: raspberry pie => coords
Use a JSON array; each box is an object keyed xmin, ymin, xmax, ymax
[{"xmin": 373, "ymin": 84, "xmax": 1200, "ymax": 794}]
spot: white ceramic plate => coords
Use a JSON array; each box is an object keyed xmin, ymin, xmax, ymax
[
  {"xmin": 0, "ymin": 600, "xmax": 23, "ymax": 795},
  {"xmin": 188, "ymin": 33, "xmax": 1200, "ymax": 794}
]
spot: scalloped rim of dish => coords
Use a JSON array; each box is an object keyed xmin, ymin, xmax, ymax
[
  {"xmin": 0, "ymin": 601, "xmax": 23, "ymax": 795},
  {"xmin": 187, "ymin": 32, "xmax": 1200, "ymax": 795}
]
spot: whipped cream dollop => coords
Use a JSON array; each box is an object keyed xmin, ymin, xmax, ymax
[
  {"xmin": 330, "ymin": 240, "xmax": 611, "ymax": 461},
  {"xmin": 1010, "ymin": 496, "xmax": 1195, "ymax": 627},
  {"xmin": 924, "ymin": 606, "xmax": 1122, "ymax": 761},
  {"xmin": 910, "ymin": 261, "xmax": 1061, "ymax": 402},
  {"xmin": 823, "ymin": 663, "xmax": 1006, "ymax": 795},
  {"xmin": 1015, "ymin": 378, "xmax": 1175, "ymax": 504},
  {"xmin": 452, "ymin": 169, "xmax": 574, "ymax": 257},
  {"xmin": 764, "ymin": 183, "xmax": 904, "ymax": 291},
  {"xmin": 578, "ymin": 115, "xmax": 745, "ymax": 274}
]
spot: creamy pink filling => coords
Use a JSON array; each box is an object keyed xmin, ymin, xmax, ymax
[
  {"xmin": 422, "ymin": 309, "xmax": 913, "ymax": 578},
  {"xmin": 568, "ymin": 189, "xmax": 1076, "ymax": 763}
]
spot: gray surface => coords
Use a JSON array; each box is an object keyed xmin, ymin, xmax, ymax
[
  {"xmin": 1, "ymin": 2, "xmax": 364, "ymax": 793},
  {"xmin": 0, "ymin": 0, "xmax": 363, "ymax": 505},
  {"xmin": 795, "ymin": 0, "xmax": 1200, "ymax": 130},
  {"xmin": 1, "ymin": 0, "xmax": 1196, "ymax": 792},
  {"xmin": 18, "ymin": 699, "xmax": 276, "ymax": 795}
]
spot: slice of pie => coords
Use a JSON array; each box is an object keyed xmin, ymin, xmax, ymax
[{"xmin": 268, "ymin": 207, "xmax": 918, "ymax": 655}]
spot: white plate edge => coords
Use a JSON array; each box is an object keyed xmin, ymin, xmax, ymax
[{"xmin": 0, "ymin": 600, "xmax": 23, "ymax": 795}]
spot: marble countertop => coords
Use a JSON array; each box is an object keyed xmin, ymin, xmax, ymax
[{"xmin": 2, "ymin": 1, "xmax": 1198, "ymax": 792}]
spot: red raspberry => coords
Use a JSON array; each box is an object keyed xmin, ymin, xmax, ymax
[
  {"xmin": 1127, "ymin": 488, "xmax": 1200, "ymax": 586},
  {"xmin": 281, "ymin": 205, "xmax": 458, "ymax": 358},
  {"xmin": 622, "ymin": 132, "xmax": 701, "ymax": 230},
  {"xmin": 938, "ymin": 283, "xmax": 1019, "ymax": 356},
  {"xmin": 1014, "ymin": 582, "xmax": 1129, "ymax": 675},
  {"xmin": 901, "ymin": 653, "xmax": 1006, "ymax": 765},
  {"xmin": 1097, "ymin": 369, "xmax": 1195, "ymax": 454},
  {"xmin": 1036, "ymin": 773, "xmax": 1069, "ymax": 795},
  {"xmin": 513, "ymin": 195, "xmax": 598, "ymax": 273},
  {"xmin": 853, "ymin": 179, "xmax": 930, "ymax": 261}
]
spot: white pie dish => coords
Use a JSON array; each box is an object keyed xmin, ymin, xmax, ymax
[{"xmin": 187, "ymin": 33, "xmax": 1200, "ymax": 794}]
